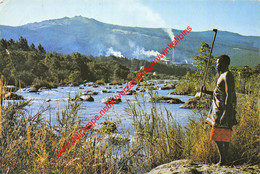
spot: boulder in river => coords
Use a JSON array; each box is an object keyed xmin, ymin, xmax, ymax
[
  {"xmin": 160, "ymin": 84, "xmax": 175, "ymax": 90},
  {"xmin": 138, "ymin": 88, "xmax": 146, "ymax": 92},
  {"xmin": 146, "ymin": 159, "xmax": 256, "ymax": 174},
  {"xmin": 104, "ymin": 133, "xmax": 130, "ymax": 146},
  {"xmin": 102, "ymin": 97, "xmax": 121, "ymax": 104},
  {"xmin": 79, "ymin": 95, "xmax": 94, "ymax": 101},
  {"xmin": 4, "ymin": 92, "xmax": 24, "ymax": 100},
  {"xmin": 148, "ymin": 96, "xmax": 184, "ymax": 104},
  {"xmin": 82, "ymin": 90, "xmax": 99, "ymax": 95},
  {"xmin": 39, "ymin": 87, "xmax": 50, "ymax": 90},
  {"xmin": 27, "ymin": 87, "xmax": 38, "ymax": 93},
  {"xmin": 101, "ymin": 90, "xmax": 114, "ymax": 93},
  {"xmin": 126, "ymin": 90, "xmax": 136, "ymax": 95},
  {"xmin": 147, "ymin": 86, "xmax": 159, "ymax": 90},
  {"xmin": 92, "ymin": 121, "xmax": 117, "ymax": 133},
  {"xmin": 86, "ymin": 82, "xmax": 94, "ymax": 86},
  {"xmin": 108, "ymin": 81, "xmax": 122, "ymax": 85},
  {"xmin": 6, "ymin": 85, "xmax": 17, "ymax": 92},
  {"xmin": 169, "ymin": 91, "xmax": 195, "ymax": 96}
]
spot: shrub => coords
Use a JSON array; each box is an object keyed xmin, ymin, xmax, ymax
[{"xmin": 95, "ymin": 79, "xmax": 105, "ymax": 84}]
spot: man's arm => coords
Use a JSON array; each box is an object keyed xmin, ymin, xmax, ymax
[{"xmin": 200, "ymin": 86, "xmax": 213, "ymax": 95}]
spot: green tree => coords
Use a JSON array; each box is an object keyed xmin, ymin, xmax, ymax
[
  {"xmin": 253, "ymin": 63, "xmax": 260, "ymax": 75},
  {"xmin": 30, "ymin": 43, "xmax": 36, "ymax": 51},
  {"xmin": 192, "ymin": 42, "xmax": 216, "ymax": 83},
  {"xmin": 240, "ymin": 65, "xmax": 252, "ymax": 79},
  {"xmin": 37, "ymin": 43, "xmax": 46, "ymax": 55},
  {"xmin": 17, "ymin": 36, "xmax": 29, "ymax": 51},
  {"xmin": 0, "ymin": 38, "xmax": 8, "ymax": 50}
]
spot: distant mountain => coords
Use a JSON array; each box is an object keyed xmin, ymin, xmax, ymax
[{"xmin": 0, "ymin": 16, "xmax": 259, "ymax": 67}]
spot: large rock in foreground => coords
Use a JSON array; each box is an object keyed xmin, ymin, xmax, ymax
[
  {"xmin": 148, "ymin": 96, "xmax": 184, "ymax": 104},
  {"xmin": 146, "ymin": 159, "xmax": 257, "ymax": 174}
]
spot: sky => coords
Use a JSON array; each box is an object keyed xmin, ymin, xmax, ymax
[{"xmin": 0, "ymin": 0, "xmax": 259, "ymax": 36}]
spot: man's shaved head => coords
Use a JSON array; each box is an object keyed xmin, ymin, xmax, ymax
[{"xmin": 218, "ymin": 54, "xmax": 230, "ymax": 66}]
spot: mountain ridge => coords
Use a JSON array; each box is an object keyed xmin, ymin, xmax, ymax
[{"xmin": 0, "ymin": 16, "xmax": 259, "ymax": 66}]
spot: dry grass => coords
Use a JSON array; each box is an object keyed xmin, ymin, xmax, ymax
[{"xmin": 0, "ymin": 73, "xmax": 259, "ymax": 173}]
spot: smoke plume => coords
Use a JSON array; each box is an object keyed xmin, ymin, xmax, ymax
[
  {"xmin": 133, "ymin": 47, "xmax": 160, "ymax": 58},
  {"xmin": 106, "ymin": 47, "xmax": 124, "ymax": 57},
  {"xmin": 163, "ymin": 28, "xmax": 175, "ymax": 63}
]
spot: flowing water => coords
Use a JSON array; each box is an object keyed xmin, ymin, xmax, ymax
[{"xmin": 13, "ymin": 80, "xmax": 197, "ymax": 136}]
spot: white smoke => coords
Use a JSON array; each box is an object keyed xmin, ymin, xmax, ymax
[
  {"xmin": 185, "ymin": 59, "xmax": 188, "ymax": 64},
  {"xmin": 106, "ymin": 47, "xmax": 124, "ymax": 57},
  {"xmin": 163, "ymin": 28, "xmax": 175, "ymax": 41},
  {"xmin": 133, "ymin": 47, "xmax": 160, "ymax": 58},
  {"xmin": 163, "ymin": 28, "xmax": 175, "ymax": 63}
]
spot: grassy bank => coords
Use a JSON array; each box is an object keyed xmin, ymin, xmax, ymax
[{"xmin": 0, "ymin": 71, "xmax": 259, "ymax": 173}]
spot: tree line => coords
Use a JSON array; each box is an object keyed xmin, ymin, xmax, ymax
[{"xmin": 0, "ymin": 37, "xmax": 191, "ymax": 88}]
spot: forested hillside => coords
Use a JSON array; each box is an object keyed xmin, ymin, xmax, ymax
[
  {"xmin": 0, "ymin": 16, "xmax": 259, "ymax": 66},
  {"xmin": 0, "ymin": 37, "xmax": 191, "ymax": 88}
]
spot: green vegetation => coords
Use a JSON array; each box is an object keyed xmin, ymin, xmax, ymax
[
  {"xmin": 0, "ymin": 84, "xmax": 258, "ymax": 173},
  {"xmin": 170, "ymin": 42, "xmax": 260, "ymax": 165},
  {"xmin": 0, "ymin": 37, "xmax": 131, "ymax": 87},
  {"xmin": 0, "ymin": 40, "xmax": 258, "ymax": 173},
  {"xmin": 0, "ymin": 37, "xmax": 191, "ymax": 89}
]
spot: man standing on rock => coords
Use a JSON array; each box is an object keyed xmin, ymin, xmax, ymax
[{"xmin": 201, "ymin": 54, "xmax": 237, "ymax": 165}]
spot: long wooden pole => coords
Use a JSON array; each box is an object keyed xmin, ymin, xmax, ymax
[{"xmin": 200, "ymin": 29, "xmax": 218, "ymax": 97}]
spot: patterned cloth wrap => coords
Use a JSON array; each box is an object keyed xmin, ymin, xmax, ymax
[{"xmin": 210, "ymin": 126, "xmax": 231, "ymax": 142}]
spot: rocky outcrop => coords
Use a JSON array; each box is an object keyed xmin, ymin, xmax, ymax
[
  {"xmin": 148, "ymin": 96, "xmax": 184, "ymax": 104},
  {"xmin": 147, "ymin": 159, "xmax": 258, "ymax": 174},
  {"xmin": 180, "ymin": 92, "xmax": 212, "ymax": 109}
]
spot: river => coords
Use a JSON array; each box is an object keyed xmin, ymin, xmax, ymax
[{"xmin": 14, "ymin": 80, "xmax": 197, "ymax": 136}]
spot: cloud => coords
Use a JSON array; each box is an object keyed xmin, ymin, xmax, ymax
[
  {"xmin": 107, "ymin": 0, "xmax": 166, "ymax": 28},
  {"xmin": 0, "ymin": 0, "xmax": 166, "ymax": 28},
  {"xmin": 106, "ymin": 47, "xmax": 124, "ymax": 57}
]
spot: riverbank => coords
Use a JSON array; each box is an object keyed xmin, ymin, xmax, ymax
[
  {"xmin": 1, "ymin": 77, "xmax": 259, "ymax": 173},
  {"xmin": 147, "ymin": 159, "xmax": 259, "ymax": 174}
]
